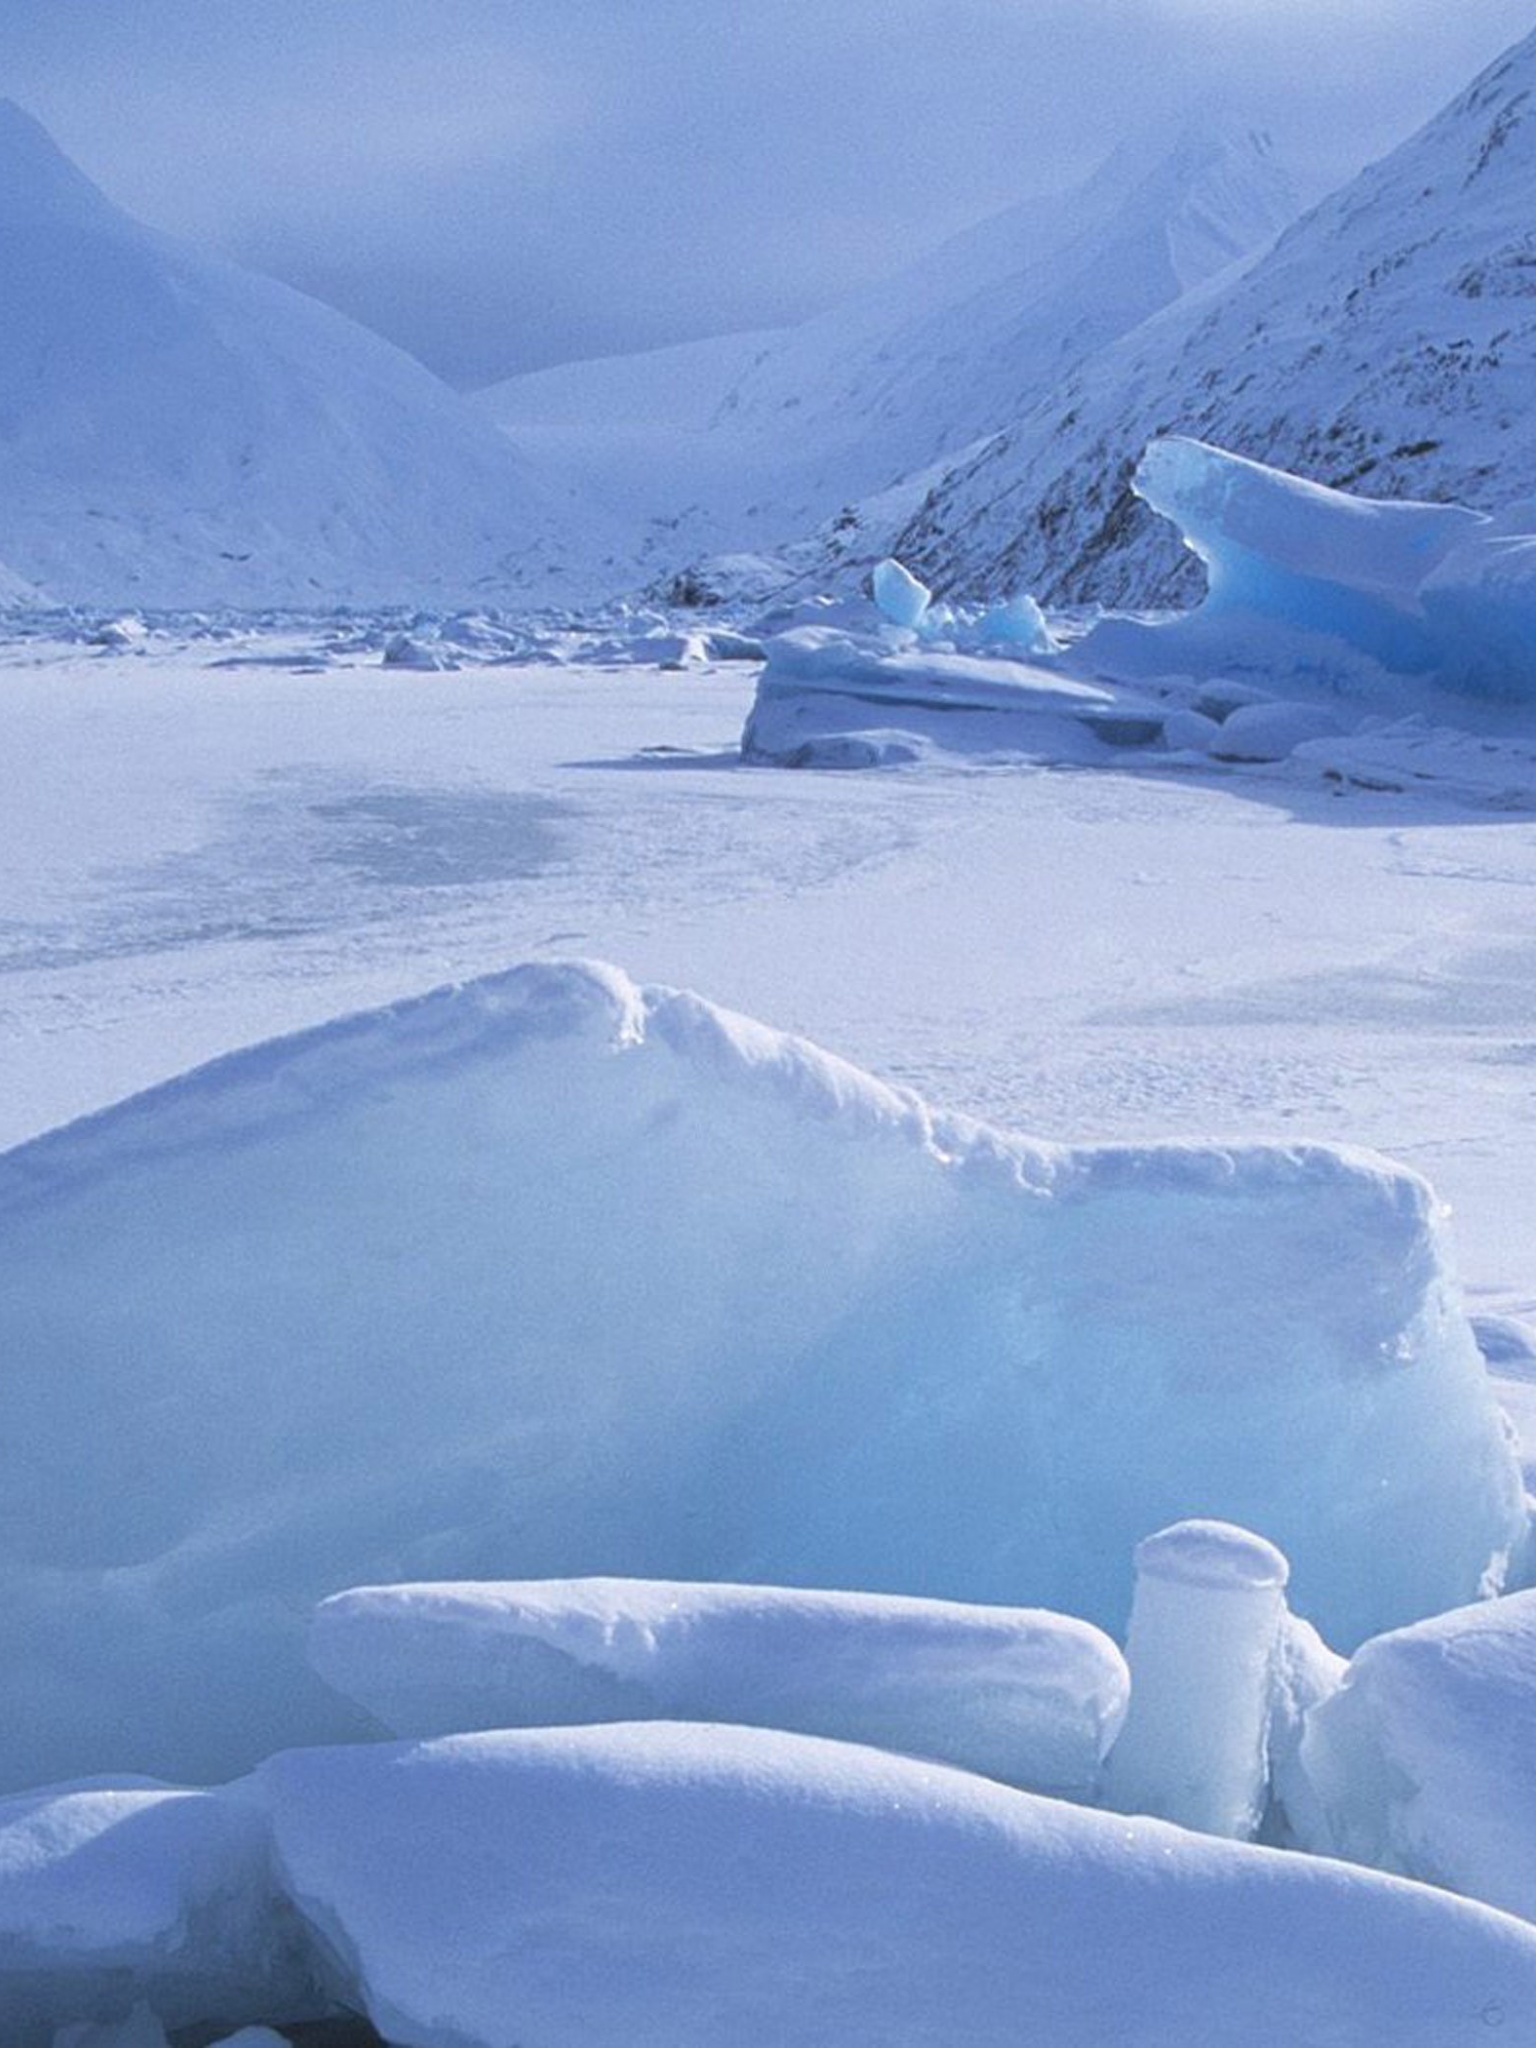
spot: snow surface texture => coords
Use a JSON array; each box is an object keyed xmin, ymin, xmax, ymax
[
  {"xmin": 1297, "ymin": 1589, "xmax": 1536, "ymax": 1922},
  {"xmin": 0, "ymin": 1779, "xmax": 314, "ymax": 2045},
  {"xmin": 888, "ymin": 25, "xmax": 1536, "ymax": 605},
  {"xmin": 1081, "ymin": 438, "xmax": 1536, "ymax": 707},
  {"xmin": 260, "ymin": 1720, "xmax": 1536, "ymax": 2048},
  {"xmin": 0, "ymin": 960, "xmax": 1522, "ymax": 1791},
  {"xmin": 309, "ymin": 1577, "xmax": 1129, "ymax": 1799},
  {"xmin": 0, "ymin": 101, "xmax": 590, "ymax": 608}
]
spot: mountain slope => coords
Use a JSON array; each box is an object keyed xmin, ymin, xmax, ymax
[
  {"xmin": 477, "ymin": 118, "xmax": 1297, "ymax": 598},
  {"xmin": 0, "ymin": 100, "xmax": 568, "ymax": 608},
  {"xmin": 887, "ymin": 28, "xmax": 1536, "ymax": 606}
]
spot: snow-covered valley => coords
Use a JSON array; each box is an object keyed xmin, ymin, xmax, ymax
[{"xmin": 12, "ymin": 9, "xmax": 1536, "ymax": 2041}]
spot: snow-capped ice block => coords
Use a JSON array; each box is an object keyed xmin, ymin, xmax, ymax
[
  {"xmin": 1103, "ymin": 1521, "xmax": 1289, "ymax": 1839},
  {"xmin": 1296, "ymin": 1589, "xmax": 1536, "ymax": 1920},
  {"xmin": 0, "ymin": 1779, "xmax": 312, "ymax": 2046},
  {"xmin": 742, "ymin": 626, "xmax": 1162, "ymax": 765},
  {"xmin": 258, "ymin": 1721, "xmax": 1536, "ymax": 2048},
  {"xmin": 1082, "ymin": 437, "xmax": 1536, "ymax": 708},
  {"xmin": 308, "ymin": 1577, "xmax": 1128, "ymax": 1797},
  {"xmin": 0, "ymin": 960, "xmax": 1523, "ymax": 1788}
]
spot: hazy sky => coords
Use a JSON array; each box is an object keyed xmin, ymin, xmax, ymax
[{"xmin": 6, "ymin": 2, "xmax": 1534, "ymax": 385}]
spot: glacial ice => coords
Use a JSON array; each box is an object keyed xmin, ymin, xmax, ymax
[
  {"xmin": 0, "ymin": 960, "xmax": 1523, "ymax": 1789},
  {"xmin": 258, "ymin": 1720, "xmax": 1536, "ymax": 2048},
  {"xmin": 1295, "ymin": 1589, "xmax": 1536, "ymax": 1921},
  {"xmin": 1083, "ymin": 436, "xmax": 1536, "ymax": 708},
  {"xmin": 309, "ymin": 1577, "xmax": 1128, "ymax": 1798},
  {"xmin": 871, "ymin": 555, "xmax": 931, "ymax": 628}
]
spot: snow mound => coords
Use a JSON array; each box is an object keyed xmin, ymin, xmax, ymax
[
  {"xmin": 0, "ymin": 1780, "xmax": 311, "ymax": 2046},
  {"xmin": 259, "ymin": 1720, "xmax": 1536, "ymax": 2048},
  {"xmin": 1296, "ymin": 1589, "xmax": 1536, "ymax": 1921},
  {"xmin": 0, "ymin": 960, "xmax": 1522, "ymax": 1789},
  {"xmin": 309, "ymin": 1576, "xmax": 1128, "ymax": 1798}
]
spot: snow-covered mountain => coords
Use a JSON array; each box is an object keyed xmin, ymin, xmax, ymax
[
  {"xmin": 887, "ymin": 27, "xmax": 1536, "ymax": 606},
  {"xmin": 0, "ymin": 100, "xmax": 572, "ymax": 608},
  {"xmin": 478, "ymin": 118, "xmax": 1297, "ymax": 600}
]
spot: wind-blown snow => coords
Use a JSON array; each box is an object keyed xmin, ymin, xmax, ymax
[
  {"xmin": 309, "ymin": 1576, "xmax": 1128, "ymax": 1798},
  {"xmin": 0, "ymin": 960, "xmax": 1521, "ymax": 1790},
  {"xmin": 258, "ymin": 1720, "xmax": 1536, "ymax": 2048}
]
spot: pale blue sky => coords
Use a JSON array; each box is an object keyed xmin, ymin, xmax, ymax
[{"xmin": 6, "ymin": 2, "xmax": 1533, "ymax": 383}]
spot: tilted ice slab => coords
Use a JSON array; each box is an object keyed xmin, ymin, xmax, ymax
[
  {"xmin": 0, "ymin": 1779, "xmax": 314, "ymax": 2046},
  {"xmin": 0, "ymin": 961, "xmax": 1523, "ymax": 1789},
  {"xmin": 309, "ymin": 1577, "xmax": 1128, "ymax": 1799},
  {"xmin": 259, "ymin": 1721, "xmax": 1536, "ymax": 2048},
  {"xmin": 1083, "ymin": 437, "xmax": 1536, "ymax": 707},
  {"xmin": 1295, "ymin": 1589, "xmax": 1536, "ymax": 1922}
]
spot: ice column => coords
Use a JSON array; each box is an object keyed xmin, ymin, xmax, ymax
[{"xmin": 1102, "ymin": 1519, "xmax": 1290, "ymax": 1839}]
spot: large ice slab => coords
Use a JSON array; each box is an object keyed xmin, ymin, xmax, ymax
[
  {"xmin": 309, "ymin": 1577, "xmax": 1128, "ymax": 1798},
  {"xmin": 0, "ymin": 961, "xmax": 1523, "ymax": 1789},
  {"xmin": 1296, "ymin": 1589, "xmax": 1536, "ymax": 1921},
  {"xmin": 0, "ymin": 1779, "xmax": 313, "ymax": 2046},
  {"xmin": 259, "ymin": 1721, "xmax": 1536, "ymax": 2048},
  {"xmin": 742, "ymin": 624, "xmax": 1160, "ymax": 766},
  {"xmin": 1083, "ymin": 437, "xmax": 1536, "ymax": 708}
]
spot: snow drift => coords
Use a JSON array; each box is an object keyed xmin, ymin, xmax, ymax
[
  {"xmin": 258, "ymin": 1720, "xmax": 1536, "ymax": 2048},
  {"xmin": 0, "ymin": 961, "xmax": 1522, "ymax": 1789},
  {"xmin": 309, "ymin": 1576, "xmax": 1128, "ymax": 1799}
]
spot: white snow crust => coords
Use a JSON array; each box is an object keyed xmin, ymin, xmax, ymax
[
  {"xmin": 0, "ymin": 959, "xmax": 1522, "ymax": 1790},
  {"xmin": 1296, "ymin": 1589, "xmax": 1536, "ymax": 1921},
  {"xmin": 309, "ymin": 1576, "xmax": 1128, "ymax": 1797},
  {"xmin": 0, "ymin": 1779, "xmax": 311, "ymax": 2046},
  {"xmin": 258, "ymin": 1719, "xmax": 1536, "ymax": 2048}
]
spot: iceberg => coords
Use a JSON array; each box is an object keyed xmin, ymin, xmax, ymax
[
  {"xmin": 0, "ymin": 961, "xmax": 1523, "ymax": 1789},
  {"xmin": 258, "ymin": 1720, "xmax": 1536, "ymax": 2048},
  {"xmin": 1083, "ymin": 437, "xmax": 1536, "ymax": 709},
  {"xmin": 309, "ymin": 1576, "xmax": 1128, "ymax": 1799}
]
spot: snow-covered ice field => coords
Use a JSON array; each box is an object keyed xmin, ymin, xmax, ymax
[{"xmin": 8, "ymin": 617, "xmax": 1536, "ymax": 1321}]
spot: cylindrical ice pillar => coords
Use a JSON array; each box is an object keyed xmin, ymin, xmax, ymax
[{"xmin": 1102, "ymin": 1519, "xmax": 1290, "ymax": 1839}]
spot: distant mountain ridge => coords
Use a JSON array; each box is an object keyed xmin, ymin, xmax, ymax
[
  {"xmin": 479, "ymin": 116, "xmax": 1299, "ymax": 602},
  {"xmin": 884, "ymin": 26, "xmax": 1536, "ymax": 605}
]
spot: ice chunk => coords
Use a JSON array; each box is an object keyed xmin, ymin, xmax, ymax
[
  {"xmin": 1295, "ymin": 1589, "xmax": 1536, "ymax": 1920},
  {"xmin": 309, "ymin": 1577, "xmax": 1128, "ymax": 1798},
  {"xmin": 974, "ymin": 591, "xmax": 1057, "ymax": 652},
  {"xmin": 871, "ymin": 556, "xmax": 931, "ymax": 627},
  {"xmin": 0, "ymin": 961, "xmax": 1522, "ymax": 1790},
  {"xmin": 1083, "ymin": 437, "xmax": 1536, "ymax": 710},
  {"xmin": 0, "ymin": 1779, "xmax": 313, "ymax": 2046},
  {"xmin": 1103, "ymin": 1520, "xmax": 1290, "ymax": 1839},
  {"xmin": 258, "ymin": 1720, "xmax": 1536, "ymax": 2048}
]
